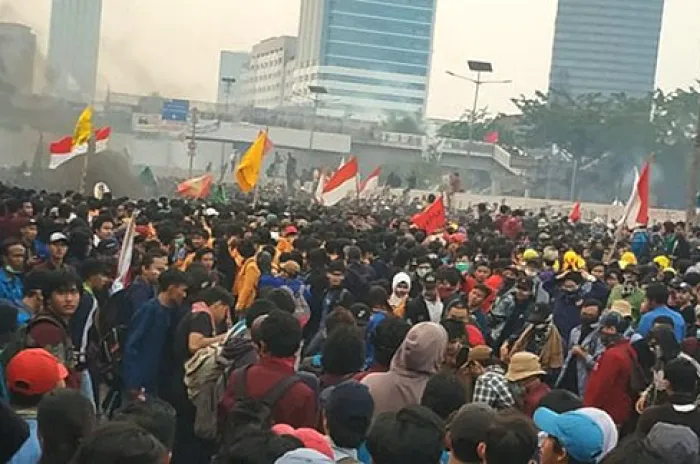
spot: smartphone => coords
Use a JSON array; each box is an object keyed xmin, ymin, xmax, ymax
[{"xmin": 456, "ymin": 346, "xmax": 470, "ymax": 368}]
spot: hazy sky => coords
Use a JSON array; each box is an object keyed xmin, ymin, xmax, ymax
[{"xmin": 2, "ymin": 0, "xmax": 699, "ymax": 119}]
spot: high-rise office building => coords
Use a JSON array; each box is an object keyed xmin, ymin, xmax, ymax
[
  {"xmin": 293, "ymin": 0, "xmax": 438, "ymax": 121},
  {"xmin": 0, "ymin": 23, "xmax": 37, "ymax": 95},
  {"xmin": 217, "ymin": 51, "xmax": 249, "ymax": 106},
  {"xmin": 238, "ymin": 36, "xmax": 298, "ymax": 109},
  {"xmin": 549, "ymin": 0, "xmax": 664, "ymax": 98},
  {"xmin": 47, "ymin": 0, "xmax": 103, "ymax": 101}
]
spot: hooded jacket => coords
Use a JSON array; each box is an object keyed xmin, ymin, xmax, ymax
[{"xmin": 361, "ymin": 322, "xmax": 448, "ymax": 416}]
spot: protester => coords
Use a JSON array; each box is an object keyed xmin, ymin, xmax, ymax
[
  {"xmin": 34, "ymin": 233, "xmax": 71, "ymax": 272},
  {"xmin": 366, "ymin": 405, "xmax": 445, "ymax": 464},
  {"xmin": 122, "ymin": 269, "xmax": 190, "ymax": 398},
  {"xmin": 583, "ymin": 312, "xmax": 636, "ymax": 429},
  {"xmin": 0, "ymin": 238, "xmax": 26, "ymax": 306},
  {"xmin": 362, "ymin": 322, "xmax": 447, "ymax": 416},
  {"xmin": 4, "ymin": 348, "xmax": 69, "ymax": 463},
  {"xmin": 323, "ymin": 380, "xmax": 374, "ymax": 462},
  {"xmin": 219, "ymin": 310, "xmax": 319, "ymax": 428},
  {"xmin": 534, "ymin": 406, "xmax": 619, "ymax": 464},
  {"xmin": 556, "ymin": 298, "xmax": 605, "ymax": 396},
  {"xmin": 405, "ymin": 272, "xmax": 443, "ymax": 324},
  {"xmin": 637, "ymin": 283, "xmax": 686, "ymax": 342},
  {"xmin": 70, "ymin": 421, "xmax": 168, "ymax": 464},
  {"xmin": 468, "ymin": 345, "xmax": 516, "ymax": 410},
  {"xmin": 354, "ymin": 316, "xmax": 409, "ymax": 381},
  {"xmin": 446, "ymin": 404, "xmax": 496, "ymax": 464},
  {"xmin": 477, "ymin": 410, "xmax": 538, "ymax": 464},
  {"xmin": 505, "ymin": 351, "xmax": 551, "ymax": 417},
  {"xmin": 37, "ymin": 389, "xmax": 97, "ymax": 464}
]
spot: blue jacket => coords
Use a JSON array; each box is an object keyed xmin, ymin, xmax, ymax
[
  {"xmin": 365, "ymin": 311, "xmax": 387, "ymax": 367},
  {"xmin": 122, "ymin": 277, "xmax": 156, "ymax": 327},
  {"xmin": 637, "ymin": 305, "xmax": 686, "ymax": 342},
  {"xmin": 0, "ymin": 269, "xmax": 23, "ymax": 307},
  {"xmin": 122, "ymin": 298, "xmax": 173, "ymax": 394}
]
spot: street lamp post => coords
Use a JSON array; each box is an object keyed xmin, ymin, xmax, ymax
[
  {"xmin": 220, "ymin": 77, "xmax": 237, "ymax": 178},
  {"xmin": 308, "ymin": 85, "xmax": 328, "ymax": 154},
  {"xmin": 446, "ymin": 61, "xmax": 511, "ymax": 156}
]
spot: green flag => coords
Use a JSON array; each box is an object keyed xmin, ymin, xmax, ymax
[
  {"xmin": 139, "ymin": 166, "xmax": 158, "ymax": 194},
  {"xmin": 209, "ymin": 184, "xmax": 228, "ymax": 205}
]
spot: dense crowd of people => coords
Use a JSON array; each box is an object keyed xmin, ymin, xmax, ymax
[{"xmin": 1, "ymin": 181, "xmax": 700, "ymax": 464}]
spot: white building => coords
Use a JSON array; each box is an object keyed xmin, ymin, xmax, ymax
[
  {"xmin": 47, "ymin": 0, "xmax": 103, "ymax": 102},
  {"xmin": 238, "ymin": 36, "xmax": 298, "ymax": 109},
  {"xmin": 0, "ymin": 23, "xmax": 37, "ymax": 95},
  {"xmin": 291, "ymin": 0, "xmax": 438, "ymax": 121},
  {"xmin": 217, "ymin": 51, "xmax": 249, "ymax": 106}
]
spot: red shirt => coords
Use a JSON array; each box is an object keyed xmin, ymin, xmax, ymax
[
  {"xmin": 584, "ymin": 340, "xmax": 635, "ymax": 426},
  {"xmin": 522, "ymin": 380, "xmax": 551, "ymax": 417},
  {"xmin": 353, "ymin": 364, "xmax": 387, "ymax": 382},
  {"xmin": 219, "ymin": 356, "xmax": 318, "ymax": 429}
]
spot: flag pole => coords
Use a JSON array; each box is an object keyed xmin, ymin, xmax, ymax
[{"xmin": 79, "ymin": 133, "xmax": 95, "ymax": 195}]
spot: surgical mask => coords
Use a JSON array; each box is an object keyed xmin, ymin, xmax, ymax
[
  {"xmin": 416, "ymin": 268, "xmax": 429, "ymax": 278},
  {"xmin": 455, "ymin": 262, "xmax": 469, "ymax": 273}
]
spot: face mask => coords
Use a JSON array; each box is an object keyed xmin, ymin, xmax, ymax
[
  {"xmin": 580, "ymin": 316, "xmax": 598, "ymax": 326},
  {"xmin": 533, "ymin": 323, "xmax": 548, "ymax": 331},
  {"xmin": 600, "ymin": 333, "xmax": 621, "ymax": 347},
  {"xmin": 270, "ymin": 231, "xmax": 280, "ymax": 240},
  {"xmin": 416, "ymin": 268, "xmax": 429, "ymax": 278},
  {"xmin": 455, "ymin": 262, "xmax": 469, "ymax": 273}
]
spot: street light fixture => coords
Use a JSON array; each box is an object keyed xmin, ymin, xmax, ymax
[{"xmin": 445, "ymin": 61, "xmax": 512, "ymax": 153}]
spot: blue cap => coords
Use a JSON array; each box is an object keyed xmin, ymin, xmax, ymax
[{"xmin": 534, "ymin": 407, "xmax": 604, "ymax": 462}]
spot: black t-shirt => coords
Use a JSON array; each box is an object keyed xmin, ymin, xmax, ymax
[
  {"xmin": 0, "ymin": 402, "xmax": 29, "ymax": 462},
  {"xmin": 173, "ymin": 311, "xmax": 215, "ymax": 365},
  {"xmin": 637, "ymin": 403, "xmax": 700, "ymax": 439}
]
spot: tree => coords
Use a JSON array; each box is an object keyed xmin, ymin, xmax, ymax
[
  {"xmin": 381, "ymin": 111, "xmax": 423, "ymax": 134},
  {"xmin": 438, "ymin": 109, "xmax": 517, "ymax": 145}
]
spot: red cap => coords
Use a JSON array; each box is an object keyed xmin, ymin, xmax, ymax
[
  {"xmin": 283, "ymin": 225, "xmax": 298, "ymax": 236},
  {"xmin": 6, "ymin": 348, "xmax": 69, "ymax": 396},
  {"xmin": 272, "ymin": 424, "xmax": 334, "ymax": 459}
]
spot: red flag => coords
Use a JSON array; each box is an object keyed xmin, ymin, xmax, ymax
[
  {"xmin": 568, "ymin": 201, "xmax": 581, "ymax": 223},
  {"xmin": 322, "ymin": 157, "xmax": 358, "ymax": 206},
  {"xmin": 412, "ymin": 196, "xmax": 446, "ymax": 234},
  {"xmin": 483, "ymin": 131, "xmax": 499, "ymax": 144},
  {"xmin": 177, "ymin": 173, "xmax": 213, "ymax": 199}
]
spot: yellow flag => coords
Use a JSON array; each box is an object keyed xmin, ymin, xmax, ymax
[
  {"xmin": 72, "ymin": 106, "xmax": 93, "ymax": 147},
  {"xmin": 235, "ymin": 130, "xmax": 272, "ymax": 193}
]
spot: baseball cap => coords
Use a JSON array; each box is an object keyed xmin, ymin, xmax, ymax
[
  {"xmin": 325, "ymin": 380, "xmax": 375, "ymax": 439},
  {"xmin": 5, "ymin": 348, "xmax": 69, "ymax": 396},
  {"xmin": 534, "ymin": 407, "xmax": 618, "ymax": 463},
  {"xmin": 422, "ymin": 272, "xmax": 437, "ymax": 288},
  {"xmin": 271, "ymin": 424, "xmax": 334, "ymax": 459},
  {"xmin": 49, "ymin": 232, "xmax": 68, "ymax": 243},
  {"xmin": 283, "ymin": 225, "xmax": 298, "ymax": 236}
]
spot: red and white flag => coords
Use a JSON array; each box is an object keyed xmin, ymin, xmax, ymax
[
  {"xmin": 359, "ymin": 166, "xmax": 381, "ymax": 198},
  {"xmin": 412, "ymin": 196, "xmax": 446, "ymax": 234},
  {"xmin": 49, "ymin": 126, "xmax": 111, "ymax": 169},
  {"xmin": 110, "ymin": 211, "xmax": 138, "ymax": 295},
  {"xmin": 322, "ymin": 157, "xmax": 358, "ymax": 207},
  {"xmin": 621, "ymin": 161, "xmax": 650, "ymax": 229}
]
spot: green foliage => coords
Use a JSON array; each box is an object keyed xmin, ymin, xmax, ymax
[{"xmin": 381, "ymin": 111, "xmax": 423, "ymax": 134}]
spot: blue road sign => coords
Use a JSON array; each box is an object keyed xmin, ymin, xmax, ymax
[{"xmin": 161, "ymin": 99, "xmax": 190, "ymax": 122}]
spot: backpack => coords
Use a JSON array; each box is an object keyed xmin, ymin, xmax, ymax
[
  {"xmin": 282, "ymin": 284, "xmax": 311, "ymax": 328},
  {"xmin": 0, "ymin": 315, "xmax": 70, "ymax": 400},
  {"xmin": 232, "ymin": 364, "xmax": 302, "ymax": 426},
  {"xmin": 337, "ymin": 458, "xmax": 361, "ymax": 464},
  {"xmin": 93, "ymin": 288, "xmax": 133, "ymax": 389},
  {"xmin": 626, "ymin": 346, "xmax": 650, "ymax": 398}
]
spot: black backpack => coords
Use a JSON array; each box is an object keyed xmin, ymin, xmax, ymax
[{"xmin": 94, "ymin": 288, "xmax": 133, "ymax": 389}]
